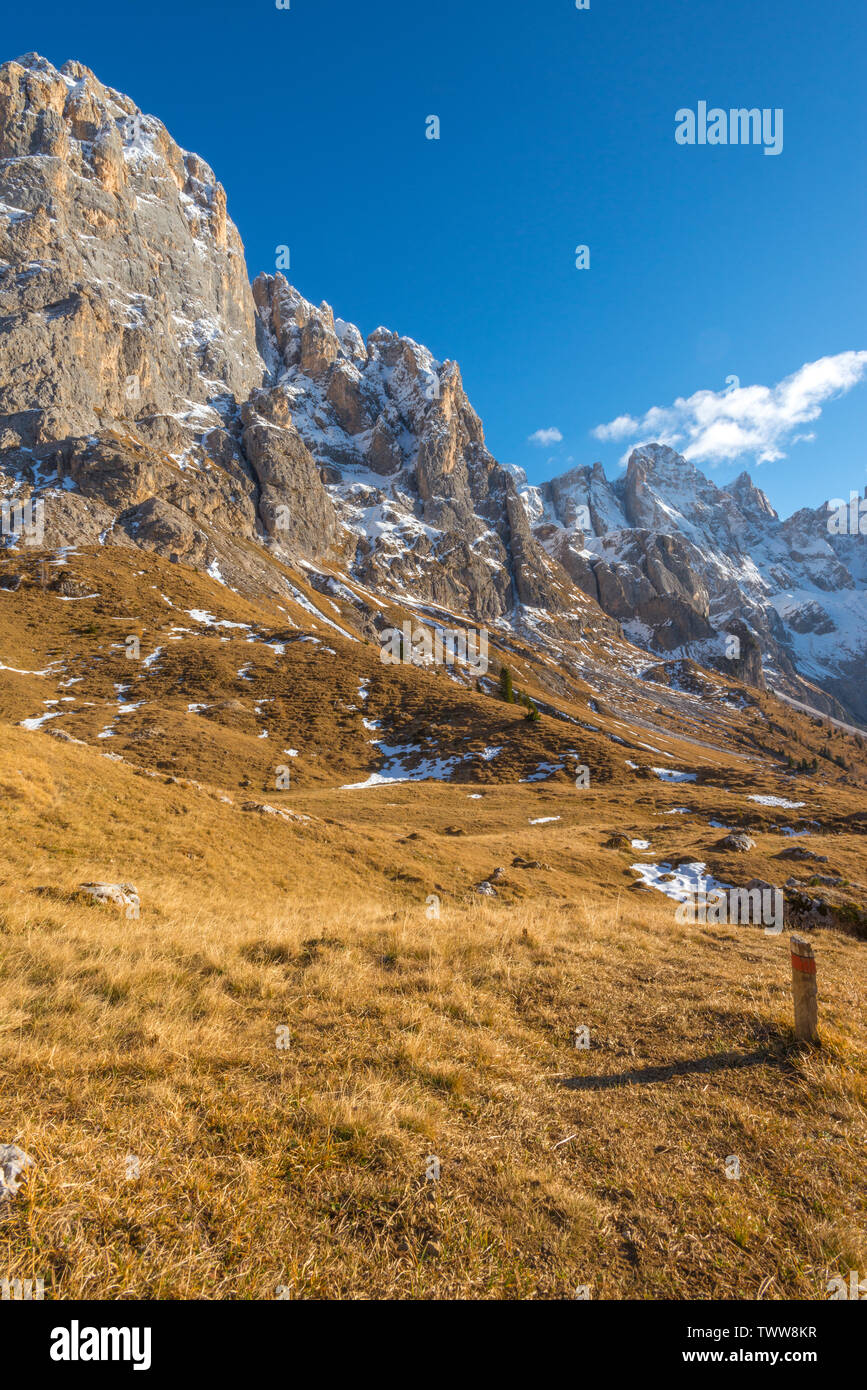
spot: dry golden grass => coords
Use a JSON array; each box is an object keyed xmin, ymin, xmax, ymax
[
  {"xmin": 0, "ymin": 725, "xmax": 864, "ymax": 1300},
  {"xmin": 1, "ymin": 544, "xmax": 865, "ymax": 1299}
]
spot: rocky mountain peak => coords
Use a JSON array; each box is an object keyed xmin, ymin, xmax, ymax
[
  {"xmin": 626, "ymin": 441, "xmax": 696, "ymax": 475},
  {"xmin": 0, "ymin": 52, "xmax": 263, "ymax": 462},
  {"xmin": 723, "ymin": 469, "xmax": 778, "ymax": 521},
  {"xmin": 520, "ymin": 441, "xmax": 866, "ymax": 721},
  {"xmin": 620, "ymin": 443, "xmax": 705, "ymax": 531}
]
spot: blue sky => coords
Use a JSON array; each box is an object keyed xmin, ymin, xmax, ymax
[{"xmin": 7, "ymin": 0, "xmax": 865, "ymax": 518}]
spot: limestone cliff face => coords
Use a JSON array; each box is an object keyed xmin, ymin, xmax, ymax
[
  {"xmin": 0, "ymin": 54, "xmax": 263, "ymax": 448},
  {"xmin": 0, "ymin": 55, "xmax": 339, "ymax": 586}
]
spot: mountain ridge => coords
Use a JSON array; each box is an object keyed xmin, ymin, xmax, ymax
[{"xmin": 1, "ymin": 52, "xmax": 864, "ymax": 724}]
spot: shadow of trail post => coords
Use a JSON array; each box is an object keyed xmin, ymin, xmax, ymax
[{"xmin": 559, "ymin": 1044, "xmax": 798, "ymax": 1092}]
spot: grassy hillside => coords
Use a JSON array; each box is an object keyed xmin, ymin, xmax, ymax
[
  {"xmin": 0, "ymin": 716, "xmax": 864, "ymax": 1299},
  {"xmin": 0, "ymin": 545, "xmax": 864, "ymax": 1299}
]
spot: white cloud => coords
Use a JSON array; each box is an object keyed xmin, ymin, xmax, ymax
[
  {"xmin": 592, "ymin": 351, "xmax": 867, "ymax": 465},
  {"xmin": 528, "ymin": 427, "xmax": 563, "ymax": 446}
]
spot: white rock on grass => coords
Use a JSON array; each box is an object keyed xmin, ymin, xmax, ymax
[
  {"xmin": 240, "ymin": 802, "xmax": 311, "ymax": 824},
  {"xmin": 0, "ymin": 1145, "xmax": 34, "ymax": 1202},
  {"xmin": 719, "ymin": 831, "xmax": 756, "ymax": 852},
  {"xmin": 79, "ymin": 882, "xmax": 140, "ymax": 912}
]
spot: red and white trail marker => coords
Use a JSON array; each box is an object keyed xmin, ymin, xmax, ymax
[{"xmin": 790, "ymin": 935, "xmax": 819, "ymax": 1043}]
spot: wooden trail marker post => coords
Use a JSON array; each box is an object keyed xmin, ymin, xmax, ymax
[{"xmin": 790, "ymin": 935, "xmax": 818, "ymax": 1043}]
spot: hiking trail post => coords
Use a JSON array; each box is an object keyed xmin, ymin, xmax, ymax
[{"xmin": 790, "ymin": 935, "xmax": 818, "ymax": 1043}]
